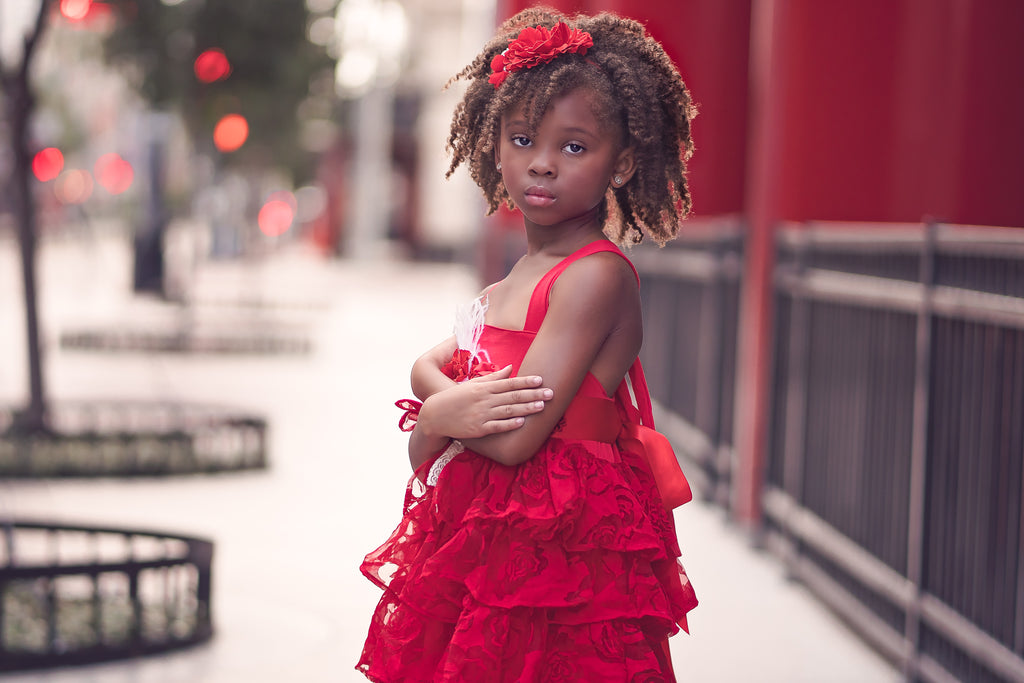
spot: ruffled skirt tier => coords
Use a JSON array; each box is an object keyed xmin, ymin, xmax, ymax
[{"xmin": 357, "ymin": 438, "xmax": 697, "ymax": 682}]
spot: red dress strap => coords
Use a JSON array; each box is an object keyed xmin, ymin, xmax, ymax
[{"xmin": 523, "ymin": 240, "xmax": 639, "ymax": 333}]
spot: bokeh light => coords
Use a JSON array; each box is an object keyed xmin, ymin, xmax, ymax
[
  {"xmin": 60, "ymin": 0, "xmax": 92, "ymax": 21},
  {"xmin": 258, "ymin": 191, "xmax": 297, "ymax": 237},
  {"xmin": 54, "ymin": 170, "xmax": 94, "ymax": 204},
  {"xmin": 32, "ymin": 148, "xmax": 65, "ymax": 182},
  {"xmin": 59, "ymin": 0, "xmax": 112, "ymax": 28},
  {"xmin": 94, "ymin": 153, "xmax": 134, "ymax": 194},
  {"xmin": 213, "ymin": 114, "xmax": 249, "ymax": 152},
  {"xmin": 308, "ymin": 17, "xmax": 336, "ymax": 47},
  {"xmin": 194, "ymin": 48, "xmax": 231, "ymax": 83},
  {"xmin": 295, "ymin": 184, "xmax": 327, "ymax": 223}
]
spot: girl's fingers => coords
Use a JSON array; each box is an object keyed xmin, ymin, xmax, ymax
[
  {"xmin": 485, "ymin": 388, "xmax": 551, "ymax": 409},
  {"xmin": 482, "ymin": 417, "xmax": 527, "ymax": 434},
  {"xmin": 477, "ymin": 374, "xmax": 542, "ymax": 389},
  {"xmin": 472, "ymin": 365, "xmax": 515, "ymax": 382},
  {"xmin": 493, "ymin": 399, "xmax": 547, "ymax": 419}
]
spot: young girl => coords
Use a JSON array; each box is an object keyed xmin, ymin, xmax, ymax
[{"xmin": 358, "ymin": 8, "xmax": 698, "ymax": 681}]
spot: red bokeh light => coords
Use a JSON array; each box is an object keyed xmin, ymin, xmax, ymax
[
  {"xmin": 60, "ymin": 0, "xmax": 92, "ymax": 21},
  {"xmin": 213, "ymin": 114, "xmax": 249, "ymax": 153},
  {"xmin": 258, "ymin": 192, "xmax": 297, "ymax": 237},
  {"xmin": 59, "ymin": 0, "xmax": 113, "ymax": 28},
  {"xmin": 194, "ymin": 48, "xmax": 231, "ymax": 83},
  {"xmin": 94, "ymin": 153, "xmax": 134, "ymax": 194},
  {"xmin": 33, "ymin": 148, "xmax": 65, "ymax": 182}
]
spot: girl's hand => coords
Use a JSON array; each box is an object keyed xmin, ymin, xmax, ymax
[{"xmin": 416, "ymin": 365, "xmax": 553, "ymax": 440}]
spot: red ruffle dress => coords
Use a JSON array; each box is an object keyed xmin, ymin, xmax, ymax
[{"xmin": 358, "ymin": 240, "xmax": 697, "ymax": 682}]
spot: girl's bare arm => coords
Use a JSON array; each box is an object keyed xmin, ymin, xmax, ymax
[{"xmin": 410, "ymin": 335, "xmax": 459, "ymax": 401}]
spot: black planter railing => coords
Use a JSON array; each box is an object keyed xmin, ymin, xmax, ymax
[
  {"xmin": 0, "ymin": 520, "xmax": 213, "ymax": 671},
  {"xmin": 0, "ymin": 401, "xmax": 267, "ymax": 477}
]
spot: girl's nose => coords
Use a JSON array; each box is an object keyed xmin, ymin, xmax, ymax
[{"xmin": 528, "ymin": 150, "xmax": 556, "ymax": 177}]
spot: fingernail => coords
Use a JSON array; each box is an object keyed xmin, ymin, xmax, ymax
[
  {"xmin": 533, "ymin": 401, "xmax": 545, "ymax": 409},
  {"xmin": 530, "ymin": 376, "xmax": 542, "ymax": 385},
  {"xmin": 542, "ymin": 389, "xmax": 553, "ymax": 399}
]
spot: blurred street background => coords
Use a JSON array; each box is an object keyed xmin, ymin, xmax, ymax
[
  {"xmin": 0, "ymin": 234, "xmax": 900, "ymax": 682},
  {"xmin": 2, "ymin": 1, "xmax": 1023, "ymax": 682}
]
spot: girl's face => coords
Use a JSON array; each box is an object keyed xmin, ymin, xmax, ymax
[{"xmin": 496, "ymin": 88, "xmax": 634, "ymax": 231}]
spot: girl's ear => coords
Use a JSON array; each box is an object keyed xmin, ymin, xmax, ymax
[
  {"xmin": 611, "ymin": 146, "xmax": 637, "ymax": 188},
  {"xmin": 493, "ymin": 147, "xmax": 502, "ymax": 173}
]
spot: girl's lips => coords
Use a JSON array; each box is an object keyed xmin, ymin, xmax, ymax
[{"xmin": 523, "ymin": 186, "xmax": 555, "ymax": 207}]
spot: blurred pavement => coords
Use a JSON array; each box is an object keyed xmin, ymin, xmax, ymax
[{"xmin": 0, "ymin": 232, "xmax": 901, "ymax": 682}]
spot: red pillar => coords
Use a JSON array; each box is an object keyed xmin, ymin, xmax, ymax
[{"xmin": 732, "ymin": 0, "xmax": 787, "ymax": 525}]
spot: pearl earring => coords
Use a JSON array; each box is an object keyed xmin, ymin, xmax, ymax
[
  {"xmin": 496, "ymin": 162, "xmax": 502, "ymax": 171},
  {"xmin": 614, "ymin": 175, "xmax": 623, "ymax": 186}
]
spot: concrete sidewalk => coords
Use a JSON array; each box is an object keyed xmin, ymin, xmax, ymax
[{"xmin": 0, "ymin": 237, "xmax": 900, "ymax": 682}]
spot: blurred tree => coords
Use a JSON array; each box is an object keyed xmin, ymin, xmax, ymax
[
  {"xmin": 0, "ymin": 0, "xmax": 338, "ymax": 432},
  {"xmin": 102, "ymin": 0, "xmax": 336, "ymax": 184},
  {"xmin": 102, "ymin": 0, "xmax": 337, "ymax": 290},
  {"xmin": 0, "ymin": 0, "xmax": 53, "ymax": 434}
]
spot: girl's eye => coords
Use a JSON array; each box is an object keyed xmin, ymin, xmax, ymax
[
  {"xmin": 565, "ymin": 143, "xmax": 585, "ymax": 154},
  {"xmin": 511, "ymin": 135, "xmax": 531, "ymax": 147}
]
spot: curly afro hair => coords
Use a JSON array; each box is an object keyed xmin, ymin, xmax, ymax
[{"xmin": 445, "ymin": 7, "xmax": 696, "ymax": 246}]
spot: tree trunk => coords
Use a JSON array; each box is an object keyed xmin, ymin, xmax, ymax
[{"xmin": 2, "ymin": 0, "xmax": 52, "ymax": 434}]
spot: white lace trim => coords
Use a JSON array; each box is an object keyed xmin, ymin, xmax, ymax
[{"xmin": 427, "ymin": 440, "xmax": 464, "ymax": 486}]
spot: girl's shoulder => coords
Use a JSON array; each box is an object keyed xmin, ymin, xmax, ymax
[
  {"xmin": 547, "ymin": 249, "xmax": 640, "ymax": 320},
  {"xmin": 555, "ymin": 248, "xmax": 639, "ymax": 294}
]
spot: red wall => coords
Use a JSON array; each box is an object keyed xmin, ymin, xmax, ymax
[
  {"xmin": 497, "ymin": 0, "xmax": 1024, "ymax": 228},
  {"xmin": 497, "ymin": 0, "xmax": 752, "ymax": 217},
  {"xmin": 764, "ymin": 0, "xmax": 1024, "ymax": 227}
]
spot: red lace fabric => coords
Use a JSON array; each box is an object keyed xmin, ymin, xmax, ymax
[{"xmin": 358, "ymin": 241, "xmax": 697, "ymax": 682}]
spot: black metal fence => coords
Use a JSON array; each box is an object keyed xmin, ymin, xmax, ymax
[
  {"xmin": 767, "ymin": 223, "xmax": 1024, "ymax": 683},
  {"xmin": 633, "ymin": 217, "xmax": 743, "ymax": 507},
  {"xmin": 635, "ymin": 220, "xmax": 1024, "ymax": 682},
  {"xmin": 0, "ymin": 520, "xmax": 213, "ymax": 671}
]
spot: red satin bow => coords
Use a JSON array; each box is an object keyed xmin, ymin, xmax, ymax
[
  {"xmin": 395, "ymin": 399, "xmax": 422, "ymax": 432},
  {"xmin": 619, "ymin": 422, "xmax": 693, "ymax": 509}
]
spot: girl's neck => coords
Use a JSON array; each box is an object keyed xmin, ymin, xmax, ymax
[{"xmin": 522, "ymin": 212, "xmax": 606, "ymax": 258}]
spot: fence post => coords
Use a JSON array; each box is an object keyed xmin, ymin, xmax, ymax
[
  {"xmin": 904, "ymin": 221, "xmax": 936, "ymax": 675},
  {"xmin": 779, "ymin": 229, "xmax": 811, "ymax": 570},
  {"xmin": 697, "ymin": 241, "xmax": 726, "ymax": 502}
]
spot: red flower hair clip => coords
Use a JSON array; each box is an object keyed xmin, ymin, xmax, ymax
[{"xmin": 489, "ymin": 22, "xmax": 594, "ymax": 88}]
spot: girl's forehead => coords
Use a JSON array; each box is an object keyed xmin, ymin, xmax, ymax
[{"xmin": 502, "ymin": 87, "xmax": 604, "ymax": 126}]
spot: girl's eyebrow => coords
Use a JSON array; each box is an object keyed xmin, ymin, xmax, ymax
[{"xmin": 562, "ymin": 125, "xmax": 598, "ymax": 137}]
